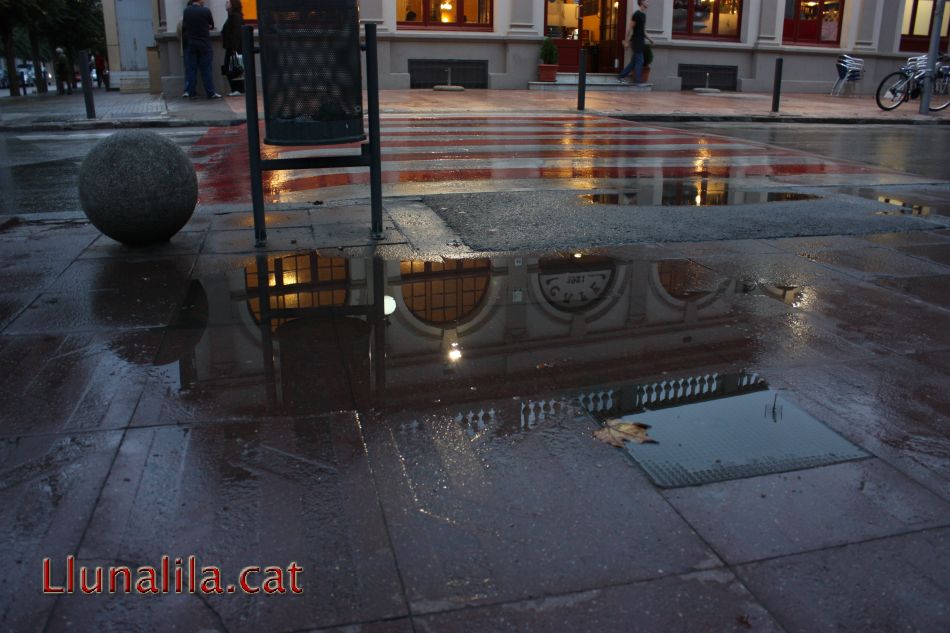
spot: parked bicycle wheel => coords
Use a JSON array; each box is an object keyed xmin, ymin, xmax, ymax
[
  {"xmin": 929, "ymin": 68, "xmax": 950, "ymax": 111},
  {"xmin": 876, "ymin": 72, "xmax": 910, "ymax": 111}
]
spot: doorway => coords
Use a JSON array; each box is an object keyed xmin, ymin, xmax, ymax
[{"xmin": 544, "ymin": 0, "xmax": 627, "ymax": 73}]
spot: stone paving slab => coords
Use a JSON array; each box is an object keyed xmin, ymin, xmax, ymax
[
  {"xmin": 413, "ymin": 570, "xmax": 784, "ymax": 632},
  {"xmin": 735, "ymin": 528, "xmax": 950, "ymax": 633},
  {"xmin": 664, "ymin": 459, "xmax": 950, "ymax": 564}
]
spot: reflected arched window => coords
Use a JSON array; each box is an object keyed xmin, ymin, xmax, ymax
[
  {"xmin": 656, "ymin": 260, "xmax": 716, "ymax": 300},
  {"xmin": 400, "ymin": 259, "xmax": 490, "ymax": 325},
  {"xmin": 538, "ymin": 254, "xmax": 616, "ymax": 312},
  {"xmin": 245, "ymin": 253, "xmax": 349, "ymax": 327}
]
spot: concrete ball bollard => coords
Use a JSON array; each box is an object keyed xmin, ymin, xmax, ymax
[{"xmin": 78, "ymin": 130, "xmax": 198, "ymax": 245}]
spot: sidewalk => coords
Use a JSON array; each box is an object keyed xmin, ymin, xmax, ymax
[{"xmin": 1, "ymin": 85, "xmax": 948, "ymax": 130}]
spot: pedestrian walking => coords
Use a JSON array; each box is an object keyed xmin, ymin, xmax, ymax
[
  {"xmin": 94, "ymin": 52, "xmax": 108, "ymax": 89},
  {"xmin": 181, "ymin": 0, "xmax": 222, "ymax": 99},
  {"xmin": 54, "ymin": 48, "xmax": 72, "ymax": 95},
  {"xmin": 220, "ymin": 0, "xmax": 245, "ymax": 96},
  {"xmin": 618, "ymin": 0, "xmax": 654, "ymax": 85}
]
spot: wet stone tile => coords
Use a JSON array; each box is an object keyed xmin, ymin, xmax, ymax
[
  {"xmin": 862, "ymin": 230, "xmax": 950, "ymax": 247},
  {"xmin": 688, "ymin": 252, "xmax": 838, "ymax": 289},
  {"xmin": 203, "ymin": 227, "xmax": 317, "ymax": 254},
  {"xmin": 210, "ymin": 209, "xmax": 311, "ymax": 231},
  {"xmin": 0, "ymin": 294, "xmax": 37, "ymax": 331},
  {"xmin": 4, "ymin": 290, "xmax": 184, "ymax": 334},
  {"xmin": 795, "ymin": 279, "xmax": 950, "ymax": 354},
  {"xmin": 0, "ymin": 431, "xmax": 124, "ymax": 633},
  {"xmin": 876, "ymin": 274, "xmax": 950, "ymax": 311},
  {"xmin": 62, "ymin": 417, "xmax": 406, "ymax": 632},
  {"xmin": 801, "ymin": 246, "xmax": 950, "ymax": 280},
  {"xmin": 721, "ymin": 310, "xmax": 886, "ymax": 370},
  {"xmin": 897, "ymin": 242, "xmax": 950, "ymax": 267},
  {"xmin": 736, "ymin": 528, "xmax": 950, "ymax": 633},
  {"xmin": 0, "ymin": 331, "xmax": 160, "ymax": 436},
  {"xmin": 79, "ymin": 231, "xmax": 206, "ymax": 259},
  {"xmin": 44, "ymin": 256, "xmax": 197, "ymax": 294},
  {"xmin": 764, "ymin": 353, "xmax": 950, "ymax": 500},
  {"xmin": 413, "ymin": 570, "xmax": 782, "ymax": 633},
  {"xmin": 664, "ymin": 459, "xmax": 950, "ymax": 564},
  {"xmin": 363, "ymin": 403, "xmax": 721, "ymax": 613}
]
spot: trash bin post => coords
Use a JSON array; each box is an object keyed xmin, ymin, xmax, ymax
[
  {"xmin": 245, "ymin": 0, "xmax": 383, "ymax": 245},
  {"xmin": 243, "ymin": 24, "xmax": 267, "ymax": 246}
]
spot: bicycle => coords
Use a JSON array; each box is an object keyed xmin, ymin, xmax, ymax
[{"xmin": 875, "ymin": 54, "xmax": 950, "ymax": 112}]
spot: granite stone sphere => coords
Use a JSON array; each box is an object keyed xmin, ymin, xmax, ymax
[{"xmin": 79, "ymin": 130, "xmax": 198, "ymax": 245}]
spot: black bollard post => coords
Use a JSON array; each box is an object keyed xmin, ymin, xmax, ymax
[
  {"xmin": 365, "ymin": 23, "xmax": 384, "ymax": 240},
  {"xmin": 243, "ymin": 25, "xmax": 267, "ymax": 246},
  {"xmin": 578, "ymin": 49, "xmax": 587, "ymax": 111},
  {"xmin": 771, "ymin": 58, "xmax": 783, "ymax": 113},
  {"xmin": 78, "ymin": 50, "xmax": 96, "ymax": 119}
]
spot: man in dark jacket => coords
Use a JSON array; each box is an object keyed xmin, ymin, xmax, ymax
[{"xmin": 181, "ymin": 0, "xmax": 221, "ymax": 98}]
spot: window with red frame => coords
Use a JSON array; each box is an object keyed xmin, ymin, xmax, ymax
[
  {"xmin": 783, "ymin": 0, "xmax": 843, "ymax": 45},
  {"xmin": 397, "ymin": 0, "xmax": 492, "ymax": 28},
  {"xmin": 899, "ymin": 1, "xmax": 950, "ymax": 52},
  {"xmin": 672, "ymin": 0, "xmax": 741, "ymax": 39}
]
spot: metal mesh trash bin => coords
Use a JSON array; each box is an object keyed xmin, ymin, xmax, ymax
[{"xmin": 258, "ymin": 0, "xmax": 364, "ymax": 145}]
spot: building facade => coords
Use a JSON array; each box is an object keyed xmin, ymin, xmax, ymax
[{"xmin": 105, "ymin": 0, "xmax": 948, "ymax": 94}]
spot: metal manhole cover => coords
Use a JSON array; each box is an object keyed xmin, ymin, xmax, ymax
[{"xmin": 608, "ymin": 389, "xmax": 868, "ymax": 488}]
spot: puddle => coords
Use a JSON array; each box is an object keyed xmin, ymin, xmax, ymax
[
  {"xmin": 873, "ymin": 196, "xmax": 936, "ymax": 217},
  {"xmin": 579, "ymin": 187, "xmax": 820, "ymax": 207},
  {"xmin": 123, "ymin": 248, "xmax": 820, "ymax": 430},
  {"xmin": 587, "ymin": 373, "xmax": 868, "ymax": 487}
]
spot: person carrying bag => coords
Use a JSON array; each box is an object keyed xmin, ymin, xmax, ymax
[{"xmin": 220, "ymin": 0, "xmax": 245, "ymax": 96}]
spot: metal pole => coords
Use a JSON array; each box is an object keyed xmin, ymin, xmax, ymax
[
  {"xmin": 919, "ymin": 0, "xmax": 946, "ymax": 113},
  {"xmin": 578, "ymin": 49, "xmax": 587, "ymax": 111},
  {"xmin": 365, "ymin": 23, "xmax": 384, "ymax": 240},
  {"xmin": 771, "ymin": 58, "xmax": 783, "ymax": 113},
  {"xmin": 577, "ymin": 2, "xmax": 585, "ymax": 111},
  {"xmin": 78, "ymin": 50, "xmax": 96, "ymax": 119},
  {"xmin": 243, "ymin": 25, "xmax": 267, "ymax": 247}
]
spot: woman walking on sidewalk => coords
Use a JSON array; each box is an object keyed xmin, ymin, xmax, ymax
[{"xmin": 221, "ymin": 0, "xmax": 245, "ymax": 96}]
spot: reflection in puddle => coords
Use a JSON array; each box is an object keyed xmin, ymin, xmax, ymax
[
  {"xmin": 873, "ymin": 196, "xmax": 935, "ymax": 217},
  {"xmin": 580, "ymin": 187, "xmax": 820, "ymax": 207},
  {"xmin": 132, "ymin": 250, "xmax": 819, "ymax": 428}
]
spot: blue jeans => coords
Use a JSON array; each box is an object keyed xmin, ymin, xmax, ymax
[
  {"xmin": 184, "ymin": 40, "xmax": 217, "ymax": 96},
  {"xmin": 618, "ymin": 50, "xmax": 645, "ymax": 83}
]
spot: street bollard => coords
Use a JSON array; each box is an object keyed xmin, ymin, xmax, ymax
[
  {"xmin": 577, "ymin": 49, "xmax": 587, "ymax": 111},
  {"xmin": 771, "ymin": 58, "xmax": 783, "ymax": 113},
  {"xmin": 78, "ymin": 50, "xmax": 96, "ymax": 120}
]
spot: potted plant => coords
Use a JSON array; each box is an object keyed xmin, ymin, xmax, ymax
[
  {"xmin": 640, "ymin": 44, "xmax": 653, "ymax": 83},
  {"xmin": 539, "ymin": 37, "xmax": 558, "ymax": 82}
]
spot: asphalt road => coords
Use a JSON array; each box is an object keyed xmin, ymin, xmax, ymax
[{"xmin": 665, "ymin": 122, "xmax": 950, "ymax": 181}]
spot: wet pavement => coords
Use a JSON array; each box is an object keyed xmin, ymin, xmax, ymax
[{"xmin": 1, "ymin": 90, "xmax": 950, "ymax": 632}]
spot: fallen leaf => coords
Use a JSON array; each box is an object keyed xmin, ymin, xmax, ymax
[{"xmin": 593, "ymin": 418, "xmax": 657, "ymax": 447}]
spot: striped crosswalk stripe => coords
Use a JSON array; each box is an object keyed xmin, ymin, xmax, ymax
[{"xmin": 190, "ymin": 114, "xmax": 879, "ymax": 205}]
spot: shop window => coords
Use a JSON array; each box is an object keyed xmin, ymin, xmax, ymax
[
  {"xmin": 397, "ymin": 0, "xmax": 492, "ymax": 29},
  {"xmin": 783, "ymin": 0, "xmax": 843, "ymax": 46},
  {"xmin": 900, "ymin": 1, "xmax": 950, "ymax": 52},
  {"xmin": 672, "ymin": 0, "xmax": 741, "ymax": 39}
]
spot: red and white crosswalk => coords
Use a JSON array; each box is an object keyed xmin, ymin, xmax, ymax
[{"xmin": 188, "ymin": 115, "xmax": 892, "ymax": 206}]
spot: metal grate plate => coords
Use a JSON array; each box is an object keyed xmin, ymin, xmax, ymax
[{"xmin": 613, "ymin": 390, "xmax": 868, "ymax": 488}]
